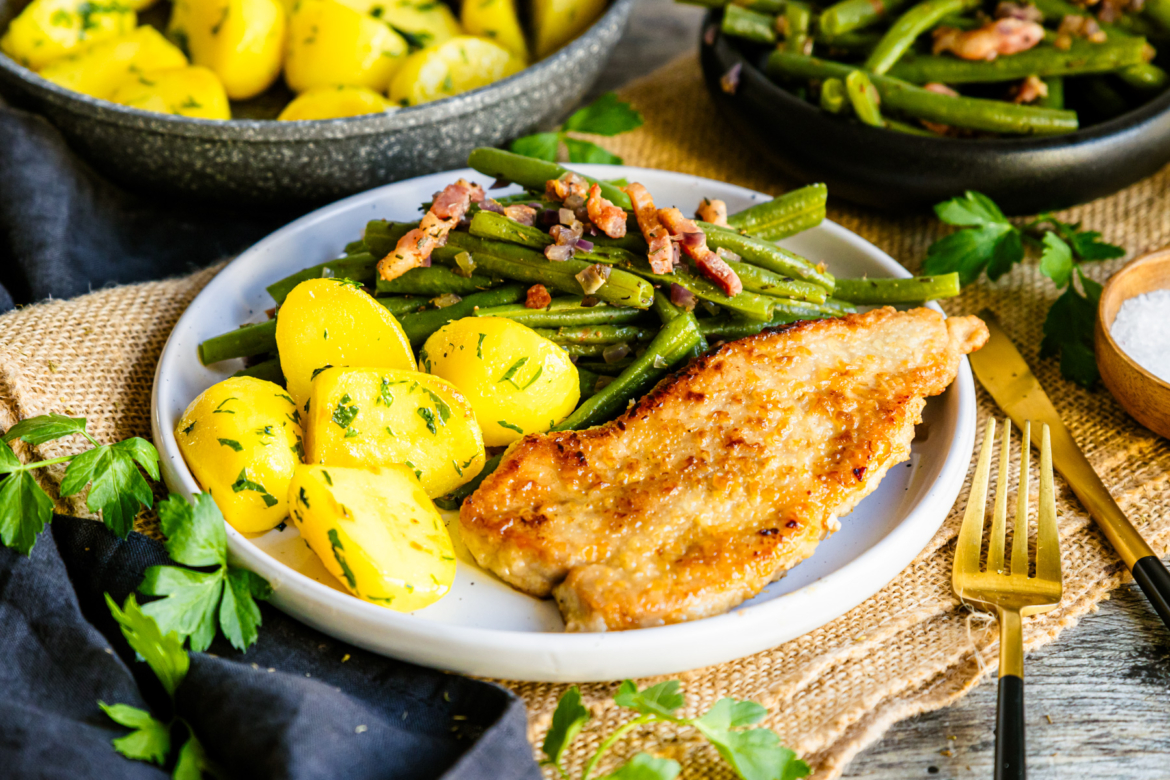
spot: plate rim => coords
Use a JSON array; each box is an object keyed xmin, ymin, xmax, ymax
[{"xmin": 151, "ymin": 165, "xmax": 976, "ymax": 682}]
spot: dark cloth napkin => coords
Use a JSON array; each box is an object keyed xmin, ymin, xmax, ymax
[{"xmin": 0, "ymin": 105, "xmax": 541, "ymax": 779}]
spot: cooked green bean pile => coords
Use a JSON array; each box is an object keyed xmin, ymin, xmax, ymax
[
  {"xmin": 693, "ymin": 0, "xmax": 1167, "ymax": 136},
  {"xmin": 200, "ymin": 148, "xmax": 961, "ymax": 505}
]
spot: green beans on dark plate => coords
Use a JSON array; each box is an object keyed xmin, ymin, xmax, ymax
[
  {"xmin": 199, "ymin": 319, "xmax": 277, "ymax": 365},
  {"xmin": 845, "ymin": 70, "xmax": 884, "ymax": 127},
  {"xmin": 863, "ymin": 0, "xmax": 981, "ymax": 75},
  {"xmin": 767, "ymin": 51, "xmax": 1080, "ymax": 135},
  {"xmin": 821, "ymin": 78, "xmax": 848, "ymax": 113},
  {"xmin": 819, "ymin": 0, "xmax": 913, "ymax": 37},
  {"xmin": 725, "ymin": 183, "xmax": 827, "ymax": 241},
  {"xmin": 887, "ymin": 37, "xmax": 1154, "ymax": 84},
  {"xmin": 466, "ymin": 148, "xmax": 631, "ymax": 210},
  {"xmin": 474, "ymin": 297, "xmax": 648, "ymax": 326},
  {"xmin": 722, "ymin": 3, "xmax": 776, "ymax": 43},
  {"xmin": 397, "ymin": 285, "xmax": 526, "ymax": 348},
  {"xmin": 374, "ymin": 265, "xmax": 500, "ymax": 296},
  {"xmin": 833, "ymin": 274, "xmax": 962, "ymax": 305},
  {"xmin": 1031, "ymin": 0, "xmax": 1168, "ymax": 90}
]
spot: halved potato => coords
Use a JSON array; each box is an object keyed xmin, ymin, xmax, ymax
[
  {"xmin": 174, "ymin": 376, "xmax": 304, "ymax": 534},
  {"xmin": 288, "ymin": 463, "xmax": 456, "ymax": 611},
  {"xmin": 531, "ymin": 0, "xmax": 606, "ymax": 59},
  {"xmin": 277, "ymin": 84, "xmax": 394, "ymax": 119},
  {"xmin": 108, "ymin": 65, "xmax": 231, "ymax": 119},
  {"xmin": 167, "ymin": 0, "xmax": 285, "ymax": 99},
  {"xmin": 39, "ymin": 26, "xmax": 188, "ymax": 99},
  {"xmin": 461, "ymin": 0, "xmax": 527, "ymax": 62},
  {"xmin": 388, "ymin": 35, "xmax": 523, "ymax": 107},
  {"xmin": 284, "ymin": 0, "xmax": 407, "ymax": 93},
  {"xmin": 304, "ymin": 367, "xmax": 485, "ymax": 498},
  {"xmin": 422, "ymin": 316, "xmax": 579, "ymax": 446},
  {"xmin": 0, "ymin": 0, "xmax": 135, "ymax": 70},
  {"xmin": 274, "ymin": 277, "xmax": 415, "ymax": 411}
]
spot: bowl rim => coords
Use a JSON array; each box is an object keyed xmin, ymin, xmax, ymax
[
  {"xmin": 704, "ymin": 8, "xmax": 1170, "ymax": 152},
  {"xmin": 1096, "ymin": 248, "xmax": 1170, "ymax": 392},
  {"xmin": 0, "ymin": 0, "xmax": 634, "ymax": 141}
]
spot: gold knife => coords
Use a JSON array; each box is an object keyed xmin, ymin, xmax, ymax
[{"xmin": 968, "ymin": 309, "xmax": 1170, "ymax": 629}]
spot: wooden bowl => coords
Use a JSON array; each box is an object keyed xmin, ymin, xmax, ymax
[{"xmin": 1096, "ymin": 249, "xmax": 1170, "ymax": 439}]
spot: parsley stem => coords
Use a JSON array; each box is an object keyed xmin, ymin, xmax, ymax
[
  {"xmin": 580, "ymin": 714, "xmax": 655, "ymax": 780},
  {"xmin": 14, "ymin": 454, "xmax": 76, "ymax": 471},
  {"xmin": 80, "ymin": 430, "xmax": 102, "ymax": 448}
]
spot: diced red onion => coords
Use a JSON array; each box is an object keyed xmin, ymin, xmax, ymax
[
  {"xmin": 575, "ymin": 263, "xmax": 611, "ymax": 294},
  {"xmin": 575, "ymin": 238, "xmax": 595, "ymax": 251},
  {"xmin": 421, "ymin": 255, "xmax": 432, "ymax": 268},
  {"xmin": 670, "ymin": 283, "xmax": 696, "ymax": 311},
  {"xmin": 545, "ymin": 244, "xmax": 575, "ymax": 262},
  {"xmin": 559, "ymin": 208, "xmax": 576, "ymax": 225},
  {"xmin": 482, "ymin": 198, "xmax": 505, "ymax": 214},
  {"xmin": 580, "ymin": 295, "xmax": 601, "ymax": 307},
  {"xmin": 680, "ymin": 231, "xmax": 706, "ymax": 249},
  {"xmin": 716, "ymin": 246, "xmax": 742, "ymax": 263},
  {"xmin": 564, "ymin": 193, "xmax": 585, "ymax": 210},
  {"xmin": 721, "ymin": 63, "xmax": 742, "ymax": 95},
  {"xmin": 432, "ymin": 293, "xmax": 462, "ymax": 308},
  {"xmin": 603, "ymin": 342, "xmax": 631, "ymax": 363},
  {"xmin": 528, "ymin": 202, "xmax": 542, "ymax": 209},
  {"xmin": 540, "ymin": 209, "xmax": 560, "ymax": 227},
  {"xmin": 704, "ymin": 23, "xmax": 718, "ymax": 46},
  {"xmin": 653, "ymin": 354, "xmax": 669, "ymax": 369}
]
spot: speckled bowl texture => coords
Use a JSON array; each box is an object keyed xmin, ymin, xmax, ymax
[{"xmin": 0, "ymin": 0, "xmax": 634, "ymax": 204}]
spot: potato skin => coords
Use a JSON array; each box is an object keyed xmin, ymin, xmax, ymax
[
  {"xmin": 531, "ymin": 0, "xmax": 607, "ymax": 59},
  {"xmin": 0, "ymin": 0, "xmax": 135, "ymax": 70},
  {"xmin": 422, "ymin": 316, "xmax": 579, "ymax": 447},
  {"xmin": 283, "ymin": 0, "xmax": 406, "ymax": 93},
  {"xmin": 108, "ymin": 65, "xmax": 231, "ymax": 119},
  {"xmin": 305, "ymin": 367, "xmax": 485, "ymax": 498},
  {"xmin": 277, "ymin": 84, "xmax": 393, "ymax": 119},
  {"xmin": 168, "ymin": 0, "xmax": 286, "ymax": 99},
  {"xmin": 39, "ymin": 26, "xmax": 188, "ymax": 99},
  {"xmin": 388, "ymin": 35, "xmax": 523, "ymax": 107},
  {"xmin": 288, "ymin": 464, "xmax": 456, "ymax": 611},
  {"xmin": 275, "ymin": 278, "xmax": 416, "ymax": 411},
  {"xmin": 175, "ymin": 376, "xmax": 304, "ymax": 534},
  {"xmin": 460, "ymin": 0, "xmax": 527, "ymax": 62}
]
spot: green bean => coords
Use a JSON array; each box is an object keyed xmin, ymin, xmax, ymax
[
  {"xmin": 1037, "ymin": 76, "xmax": 1064, "ymax": 109},
  {"xmin": 832, "ymin": 274, "xmax": 961, "ymax": 304},
  {"xmin": 1145, "ymin": 0, "xmax": 1170, "ymax": 33},
  {"xmin": 553, "ymin": 313, "xmax": 702, "ymax": 431},
  {"xmin": 821, "ymin": 77, "xmax": 848, "ymax": 113},
  {"xmin": 631, "ymin": 261, "xmax": 776, "ymax": 321},
  {"xmin": 698, "ymin": 308, "xmax": 820, "ymax": 340},
  {"xmin": 266, "ymin": 254, "xmax": 378, "ymax": 304},
  {"xmin": 699, "ymin": 220, "xmax": 835, "ymax": 288},
  {"xmin": 375, "ymin": 296, "xmax": 429, "ymax": 317},
  {"xmin": 726, "ymin": 183, "xmax": 827, "ymax": 241},
  {"xmin": 769, "ymin": 296, "xmax": 854, "ymax": 318},
  {"xmin": 533, "ymin": 325, "xmax": 654, "ymax": 345},
  {"xmin": 887, "ymin": 37, "xmax": 1153, "ymax": 84},
  {"xmin": 468, "ymin": 211, "xmax": 643, "ymax": 267},
  {"xmin": 397, "ymin": 285, "xmax": 526, "ymax": 348},
  {"xmin": 575, "ymin": 359, "xmax": 635, "ymax": 375},
  {"xmin": 815, "ymin": 29, "xmax": 883, "ymax": 53},
  {"xmin": 434, "ymin": 452, "xmax": 503, "ymax": 510},
  {"xmin": 767, "ymin": 51, "xmax": 1079, "ymax": 134},
  {"xmin": 231, "ymin": 357, "xmax": 284, "ymax": 385},
  {"xmin": 467, "ymin": 148, "xmax": 631, "ymax": 210},
  {"xmin": 653, "ymin": 290, "xmax": 711, "ymax": 354},
  {"xmin": 199, "ymin": 319, "xmax": 277, "ymax": 365},
  {"xmin": 845, "ymin": 70, "xmax": 884, "ymax": 126},
  {"xmin": 374, "ymin": 265, "xmax": 499, "ymax": 295},
  {"xmin": 343, "ymin": 239, "xmax": 367, "ymax": 255},
  {"xmin": 723, "ymin": 4, "xmax": 777, "ymax": 43},
  {"xmin": 556, "ymin": 343, "xmax": 613, "ymax": 358},
  {"xmin": 678, "ymin": 0, "xmax": 783, "ymax": 9},
  {"xmin": 783, "ymin": 1, "xmax": 812, "ymax": 52},
  {"xmin": 819, "ymin": 0, "xmax": 912, "ymax": 36},
  {"xmin": 578, "ymin": 367, "xmax": 602, "ymax": 399},
  {"xmin": 361, "ymin": 220, "xmax": 417, "ymax": 258},
  {"xmin": 722, "ymin": 259, "xmax": 828, "ymax": 302},
  {"xmin": 1030, "ymin": 0, "xmax": 1169, "ymax": 90},
  {"xmin": 884, "ymin": 118, "xmax": 936, "ymax": 135},
  {"xmin": 864, "ymin": 0, "xmax": 981, "ymax": 74},
  {"xmin": 473, "ymin": 298, "xmax": 648, "ymax": 326}
]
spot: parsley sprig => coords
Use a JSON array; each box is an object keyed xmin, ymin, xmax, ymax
[
  {"xmin": 0, "ymin": 414, "xmax": 158, "ymax": 554},
  {"xmin": 101, "ymin": 593, "xmax": 221, "ymax": 778},
  {"xmin": 139, "ymin": 493, "xmax": 272, "ymax": 652},
  {"xmin": 923, "ymin": 191, "xmax": 1124, "ymax": 388},
  {"xmin": 510, "ymin": 92, "xmax": 643, "ymax": 165},
  {"xmin": 542, "ymin": 680, "xmax": 809, "ymax": 780}
]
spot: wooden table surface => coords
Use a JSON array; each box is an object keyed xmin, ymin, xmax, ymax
[{"xmin": 595, "ymin": 2, "xmax": 1170, "ymax": 777}]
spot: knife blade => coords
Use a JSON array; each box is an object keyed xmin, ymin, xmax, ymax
[{"xmin": 968, "ymin": 309, "xmax": 1170, "ymax": 630}]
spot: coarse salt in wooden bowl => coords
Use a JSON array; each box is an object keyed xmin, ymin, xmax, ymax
[{"xmin": 1096, "ymin": 248, "xmax": 1170, "ymax": 439}]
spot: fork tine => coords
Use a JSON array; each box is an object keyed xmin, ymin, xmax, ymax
[
  {"xmin": 1035, "ymin": 423, "xmax": 1061, "ymax": 584},
  {"xmin": 956, "ymin": 418, "xmax": 996, "ymax": 579},
  {"xmin": 988, "ymin": 418, "xmax": 1011, "ymax": 575},
  {"xmin": 1011, "ymin": 420, "xmax": 1031, "ymax": 577}
]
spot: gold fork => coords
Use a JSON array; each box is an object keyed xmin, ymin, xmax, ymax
[{"xmin": 953, "ymin": 418, "xmax": 1062, "ymax": 780}]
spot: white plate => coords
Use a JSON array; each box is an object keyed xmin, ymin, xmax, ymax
[{"xmin": 152, "ymin": 166, "xmax": 976, "ymax": 682}]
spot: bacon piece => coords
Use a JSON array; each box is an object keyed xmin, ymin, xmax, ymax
[
  {"xmin": 1011, "ymin": 75, "xmax": 1049, "ymax": 104},
  {"xmin": 696, "ymin": 198, "xmax": 728, "ymax": 227},
  {"xmin": 378, "ymin": 179, "xmax": 481, "ymax": 282},
  {"xmin": 624, "ymin": 183, "xmax": 674, "ymax": 274},
  {"xmin": 585, "ymin": 184, "xmax": 627, "ymax": 239},
  {"xmin": 546, "ymin": 172, "xmax": 590, "ymax": 208},
  {"xmin": 657, "ymin": 207, "xmax": 743, "ymax": 297},
  {"xmin": 932, "ymin": 18, "xmax": 1044, "ymax": 61},
  {"xmin": 504, "ymin": 203, "xmax": 537, "ymax": 226},
  {"xmin": 995, "ymin": 1, "xmax": 1043, "ymax": 21},
  {"xmin": 526, "ymin": 284, "xmax": 553, "ymax": 309},
  {"xmin": 1057, "ymin": 13, "xmax": 1107, "ymax": 42}
]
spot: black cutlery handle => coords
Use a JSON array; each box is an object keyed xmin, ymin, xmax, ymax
[
  {"xmin": 995, "ymin": 675, "xmax": 1025, "ymax": 780},
  {"xmin": 1132, "ymin": 556, "xmax": 1170, "ymax": 631}
]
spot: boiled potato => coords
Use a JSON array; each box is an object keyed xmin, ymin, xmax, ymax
[
  {"xmin": 284, "ymin": 0, "xmax": 406, "ymax": 93},
  {"xmin": 108, "ymin": 65, "xmax": 231, "ymax": 119},
  {"xmin": 365, "ymin": 0, "xmax": 460, "ymax": 50},
  {"xmin": 167, "ymin": 0, "xmax": 285, "ymax": 100},
  {"xmin": 305, "ymin": 367, "xmax": 484, "ymax": 498},
  {"xmin": 275, "ymin": 277, "xmax": 415, "ymax": 411},
  {"xmin": 0, "ymin": 0, "xmax": 135, "ymax": 70},
  {"xmin": 39, "ymin": 26, "xmax": 187, "ymax": 99},
  {"xmin": 388, "ymin": 35, "xmax": 523, "ymax": 107},
  {"xmin": 278, "ymin": 84, "xmax": 393, "ymax": 119},
  {"xmin": 288, "ymin": 464, "xmax": 455, "ymax": 611},
  {"xmin": 422, "ymin": 316, "xmax": 579, "ymax": 447},
  {"xmin": 461, "ymin": 0, "xmax": 527, "ymax": 62},
  {"xmin": 532, "ymin": 0, "xmax": 606, "ymax": 59},
  {"xmin": 175, "ymin": 376, "xmax": 304, "ymax": 534}
]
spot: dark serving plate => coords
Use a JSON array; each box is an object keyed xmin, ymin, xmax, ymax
[
  {"xmin": 700, "ymin": 10, "xmax": 1170, "ymax": 214},
  {"xmin": 0, "ymin": 0, "xmax": 633, "ymax": 205}
]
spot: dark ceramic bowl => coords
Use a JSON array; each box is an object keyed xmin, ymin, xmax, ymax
[
  {"xmin": 700, "ymin": 10, "xmax": 1170, "ymax": 215},
  {"xmin": 0, "ymin": 0, "xmax": 633, "ymax": 205}
]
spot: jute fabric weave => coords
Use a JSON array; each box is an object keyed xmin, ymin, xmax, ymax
[{"xmin": 2, "ymin": 53, "xmax": 1169, "ymax": 779}]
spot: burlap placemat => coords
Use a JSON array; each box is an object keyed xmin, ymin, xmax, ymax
[{"xmin": 2, "ymin": 54, "xmax": 1170, "ymax": 779}]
